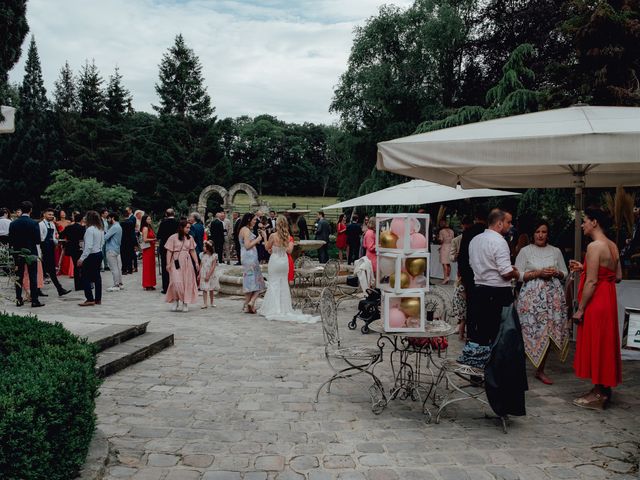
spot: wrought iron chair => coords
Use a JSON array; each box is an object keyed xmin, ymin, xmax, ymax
[
  {"xmin": 0, "ymin": 244, "xmax": 16, "ymax": 288},
  {"xmin": 315, "ymin": 288, "xmax": 387, "ymax": 414}
]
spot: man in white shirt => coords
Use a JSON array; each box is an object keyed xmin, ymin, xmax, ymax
[
  {"xmin": 0, "ymin": 208, "xmax": 11, "ymax": 245},
  {"xmin": 468, "ymin": 209, "xmax": 519, "ymax": 345},
  {"xmin": 39, "ymin": 207, "xmax": 71, "ymax": 297}
]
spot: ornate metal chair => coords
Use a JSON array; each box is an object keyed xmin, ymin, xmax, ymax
[
  {"xmin": 0, "ymin": 244, "xmax": 16, "ymax": 288},
  {"xmin": 315, "ymin": 288, "xmax": 387, "ymax": 414}
]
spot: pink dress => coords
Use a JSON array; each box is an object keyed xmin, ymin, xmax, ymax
[
  {"xmin": 438, "ymin": 227, "xmax": 454, "ymax": 265},
  {"xmin": 165, "ymin": 234, "xmax": 199, "ymax": 305},
  {"xmin": 363, "ymin": 228, "xmax": 377, "ymax": 273}
]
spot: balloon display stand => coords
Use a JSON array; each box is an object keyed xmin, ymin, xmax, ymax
[{"xmin": 376, "ymin": 214, "xmax": 430, "ymax": 332}]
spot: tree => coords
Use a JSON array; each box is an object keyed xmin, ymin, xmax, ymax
[
  {"xmin": 105, "ymin": 66, "xmax": 132, "ymax": 119},
  {"xmin": 562, "ymin": 0, "xmax": 640, "ymax": 106},
  {"xmin": 154, "ymin": 34, "xmax": 214, "ymax": 120},
  {"xmin": 18, "ymin": 36, "xmax": 49, "ymax": 116},
  {"xmin": 77, "ymin": 60, "xmax": 105, "ymax": 117},
  {"xmin": 43, "ymin": 169, "xmax": 134, "ymax": 212},
  {"xmin": 53, "ymin": 61, "xmax": 78, "ymax": 113},
  {"xmin": 0, "ymin": 0, "xmax": 29, "ymax": 108}
]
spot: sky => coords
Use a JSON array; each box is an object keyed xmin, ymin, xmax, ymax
[{"xmin": 9, "ymin": 0, "xmax": 413, "ymax": 124}]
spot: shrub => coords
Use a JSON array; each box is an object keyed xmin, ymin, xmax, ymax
[{"xmin": 0, "ymin": 313, "xmax": 101, "ymax": 480}]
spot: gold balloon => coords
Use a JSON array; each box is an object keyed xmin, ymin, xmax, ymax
[
  {"xmin": 379, "ymin": 230, "xmax": 398, "ymax": 249},
  {"xmin": 400, "ymin": 297, "xmax": 421, "ymax": 318},
  {"xmin": 389, "ymin": 272, "xmax": 410, "ymax": 289},
  {"xmin": 405, "ymin": 257, "xmax": 426, "ymax": 277}
]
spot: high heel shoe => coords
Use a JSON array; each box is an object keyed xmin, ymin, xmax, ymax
[{"xmin": 572, "ymin": 392, "xmax": 608, "ymax": 410}]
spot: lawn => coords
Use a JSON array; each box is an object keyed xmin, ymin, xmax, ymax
[{"xmin": 230, "ymin": 194, "xmax": 341, "ymax": 221}]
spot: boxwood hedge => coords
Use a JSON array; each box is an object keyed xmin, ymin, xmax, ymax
[{"xmin": 0, "ymin": 313, "xmax": 101, "ymax": 480}]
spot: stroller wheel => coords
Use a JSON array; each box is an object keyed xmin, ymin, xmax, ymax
[
  {"xmin": 361, "ymin": 324, "xmax": 370, "ymax": 334},
  {"xmin": 348, "ymin": 318, "xmax": 357, "ymax": 330}
]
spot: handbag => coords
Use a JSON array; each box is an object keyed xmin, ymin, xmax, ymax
[{"xmin": 346, "ymin": 275, "xmax": 359, "ymax": 287}]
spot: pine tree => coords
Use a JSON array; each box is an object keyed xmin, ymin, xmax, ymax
[
  {"xmin": 77, "ymin": 59, "xmax": 105, "ymax": 117},
  {"xmin": 0, "ymin": 0, "xmax": 29, "ymax": 107},
  {"xmin": 19, "ymin": 36, "xmax": 49, "ymax": 117},
  {"xmin": 105, "ymin": 66, "xmax": 133, "ymax": 119},
  {"xmin": 154, "ymin": 34, "xmax": 213, "ymax": 120},
  {"xmin": 53, "ymin": 61, "xmax": 78, "ymax": 113}
]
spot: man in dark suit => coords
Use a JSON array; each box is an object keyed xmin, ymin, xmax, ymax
[
  {"xmin": 39, "ymin": 207, "xmax": 70, "ymax": 297},
  {"xmin": 297, "ymin": 215, "xmax": 309, "ymax": 240},
  {"xmin": 120, "ymin": 208, "xmax": 136, "ymax": 274},
  {"xmin": 315, "ymin": 211, "xmax": 330, "ymax": 263},
  {"xmin": 346, "ymin": 215, "xmax": 362, "ymax": 265},
  {"xmin": 62, "ymin": 212, "xmax": 86, "ymax": 291},
  {"xmin": 232, "ymin": 212, "xmax": 242, "ymax": 265},
  {"xmin": 210, "ymin": 211, "xmax": 226, "ymax": 260},
  {"xmin": 8, "ymin": 201, "xmax": 43, "ymax": 307},
  {"xmin": 157, "ymin": 208, "xmax": 179, "ymax": 294}
]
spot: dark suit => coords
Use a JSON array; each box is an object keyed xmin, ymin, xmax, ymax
[
  {"xmin": 120, "ymin": 218, "xmax": 136, "ymax": 274},
  {"xmin": 39, "ymin": 220, "xmax": 65, "ymax": 294},
  {"xmin": 315, "ymin": 218, "xmax": 330, "ymax": 263},
  {"xmin": 346, "ymin": 222, "xmax": 361, "ymax": 265},
  {"xmin": 233, "ymin": 218, "xmax": 242, "ymax": 263},
  {"xmin": 157, "ymin": 217, "xmax": 179, "ymax": 292},
  {"xmin": 297, "ymin": 216, "xmax": 309, "ymax": 240},
  {"xmin": 8, "ymin": 214, "xmax": 40, "ymax": 303},
  {"xmin": 210, "ymin": 219, "xmax": 225, "ymax": 260},
  {"xmin": 191, "ymin": 221, "xmax": 205, "ymax": 258},
  {"xmin": 62, "ymin": 223, "xmax": 85, "ymax": 291}
]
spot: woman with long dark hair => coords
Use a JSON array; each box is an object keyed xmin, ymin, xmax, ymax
[
  {"xmin": 141, "ymin": 214, "xmax": 157, "ymax": 290},
  {"xmin": 239, "ymin": 212, "xmax": 266, "ymax": 313},
  {"xmin": 78, "ymin": 211, "xmax": 105, "ymax": 306},
  {"xmin": 165, "ymin": 219, "xmax": 199, "ymax": 312},
  {"xmin": 335, "ymin": 213, "xmax": 347, "ymax": 263},
  {"xmin": 570, "ymin": 208, "xmax": 622, "ymax": 410}
]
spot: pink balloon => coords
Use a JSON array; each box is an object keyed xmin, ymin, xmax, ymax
[
  {"xmin": 388, "ymin": 307, "xmax": 407, "ymax": 328},
  {"xmin": 396, "ymin": 236, "xmax": 405, "ymax": 249},
  {"xmin": 390, "ymin": 218, "xmax": 405, "ymax": 239},
  {"xmin": 410, "ymin": 217, "xmax": 421, "ymax": 234},
  {"xmin": 410, "ymin": 232, "xmax": 427, "ymax": 249}
]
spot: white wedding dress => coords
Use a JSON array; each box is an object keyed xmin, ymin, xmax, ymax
[{"xmin": 257, "ymin": 245, "xmax": 319, "ymax": 323}]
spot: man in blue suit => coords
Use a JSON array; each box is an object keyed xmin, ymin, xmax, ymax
[{"xmin": 8, "ymin": 201, "xmax": 44, "ymax": 307}]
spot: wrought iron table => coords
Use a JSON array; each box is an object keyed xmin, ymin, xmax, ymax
[{"xmin": 368, "ymin": 319, "xmax": 456, "ymax": 421}]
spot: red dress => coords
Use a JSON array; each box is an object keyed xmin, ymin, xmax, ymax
[
  {"xmin": 574, "ymin": 265, "xmax": 622, "ymax": 387},
  {"xmin": 142, "ymin": 228, "xmax": 157, "ymax": 288},
  {"xmin": 288, "ymin": 235, "xmax": 294, "ymax": 282},
  {"xmin": 56, "ymin": 223, "xmax": 73, "ymax": 277},
  {"xmin": 336, "ymin": 222, "xmax": 347, "ymax": 249}
]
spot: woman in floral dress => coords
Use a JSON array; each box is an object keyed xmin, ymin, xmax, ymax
[
  {"xmin": 239, "ymin": 212, "xmax": 267, "ymax": 313},
  {"xmin": 515, "ymin": 220, "xmax": 569, "ymax": 385}
]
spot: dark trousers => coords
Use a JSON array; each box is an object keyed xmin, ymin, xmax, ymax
[
  {"xmin": 347, "ymin": 242, "xmax": 360, "ymax": 265},
  {"xmin": 0, "ymin": 236, "xmax": 8, "ymax": 245},
  {"xmin": 41, "ymin": 245, "xmax": 64, "ymax": 294},
  {"xmin": 69, "ymin": 250, "xmax": 83, "ymax": 291},
  {"xmin": 121, "ymin": 243, "xmax": 134, "ymax": 273},
  {"xmin": 234, "ymin": 239, "xmax": 241, "ymax": 263},
  {"xmin": 82, "ymin": 252, "xmax": 103, "ymax": 302},
  {"xmin": 15, "ymin": 256, "xmax": 38, "ymax": 303},
  {"xmin": 468, "ymin": 285, "xmax": 513, "ymax": 346},
  {"xmin": 318, "ymin": 244, "xmax": 329, "ymax": 263},
  {"xmin": 160, "ymin": 246, "xmax": 170, "ymax": 292}
]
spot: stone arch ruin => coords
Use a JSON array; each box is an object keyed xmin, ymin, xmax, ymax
[{"xmin": 196, "ymin": 183, "xmax": 262, "ymax": 217}]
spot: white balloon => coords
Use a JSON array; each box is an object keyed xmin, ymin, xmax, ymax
[{"xmin": 378, "ymin": 256, "xmax": 396, "ymax": 277}]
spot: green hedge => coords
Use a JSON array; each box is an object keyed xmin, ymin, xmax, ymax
[{"xmin": 0, "ymin": 313, "xmax": 101, "ymax": 480}]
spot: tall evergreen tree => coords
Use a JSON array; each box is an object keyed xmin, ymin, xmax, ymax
[
  {"xmin": 53, "ymin": 61, "xmax": 78, "ymax": 113},
  {"xmin": 18, "ymin": 36, "xmax": 49, "ymax": 116},
  {"xmin": 0, "ymin": 0, "xmax": 29, "ymax": 108},
  {"xmin": 105, "ymin": 66, "xmax": 133, "ymax": 119},
  {"xmin": 154, "ymin": 34, "xmax": 213, "ymax": 120},
  {"xmin": 77, "ymin": 59, "xmax": 105, "ymax": 117}
]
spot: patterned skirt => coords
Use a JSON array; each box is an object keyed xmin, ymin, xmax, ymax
[
  {"xmin": 242, "ymin": 263, "xmax": 266, "ymax": 294},
  {"xmin": 516, "ymin": 278, "xmax": 570, "ymax": 368}
]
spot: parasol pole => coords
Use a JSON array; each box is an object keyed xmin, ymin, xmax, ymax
[{"xmin": 572, "ymin": 172, "xmax": 586, "ymax": 311}]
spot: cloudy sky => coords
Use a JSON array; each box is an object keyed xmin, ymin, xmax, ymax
[{"xmin": 9, "ymin": 0, "xmax": 412, "ymax": 124}]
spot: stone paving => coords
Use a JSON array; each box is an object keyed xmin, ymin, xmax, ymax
[{"xmin": 2, "ymin": 269, "xmax": 639, "ymax": 480}]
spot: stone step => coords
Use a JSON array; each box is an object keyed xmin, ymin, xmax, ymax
[
  {"xmin": 95, "ymin": 332, "xmax": 174, "ymax": 378},
  {"xmin": 85, "ymin": 322, "xmax": 149, "ymax": 352}
]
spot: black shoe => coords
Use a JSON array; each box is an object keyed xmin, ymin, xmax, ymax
[
  {"xmin": 161, "ymin": 290, "xmax": 167, "ymax": 294},
  {"xmin": 31, "ymin": 301, "xmax": 45, "ymax": 308},
  {"xmin": 16, "ymin": 298, "xmax": 24, "ymax": 307},
  {"xmin": 37, "ymin": 290, "xmax": 49, "ymax": 297},
  {"xmin": 59, "ymin": 289, "xmax": 71, "ymax": 297}
]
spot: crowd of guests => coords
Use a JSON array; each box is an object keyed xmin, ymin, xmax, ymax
[{"xmin": 449, "ymin": 206, "xmax": 622, "ymax": 411}]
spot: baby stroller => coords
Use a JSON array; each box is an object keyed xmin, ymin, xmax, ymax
[{"xmin": 348, "ymin": 288, "xmax": 381, "ymax": 334}]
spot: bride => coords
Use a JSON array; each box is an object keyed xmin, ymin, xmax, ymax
[{"xmin": 258, "ymin": 215, "xmax": 319, "ymax": 323}]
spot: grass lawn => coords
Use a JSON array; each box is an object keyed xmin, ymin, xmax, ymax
[{"xmin": 230, "ymin": 194, "xmax": 341, "ymax": 220}]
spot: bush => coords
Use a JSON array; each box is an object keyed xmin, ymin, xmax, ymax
[{"xmin": 0, "ymin": 313, "xmax": 101, "ymax": 480}]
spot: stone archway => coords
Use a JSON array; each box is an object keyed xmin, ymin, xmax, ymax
[
  {"xmin": 227, "ymin": 183, "xmax": 260, "ymax": 214},
  {"xmin": 196, "ymin": 182, "xmax": 262, "ymax": 217},
  {"xmin": 197, "ymin": 185, "xmax": 228, "ymax": 217}
]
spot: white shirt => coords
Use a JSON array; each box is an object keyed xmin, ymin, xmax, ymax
[
  {"xmin": 469, "ymin": 229, "xmax": 513, "ymax": 288},
  {"xmin": 0, "ymin": 217, "xmax": 10, "ymax": 236},
  {"xmin": 514, "ymin": 244, "xmax": 568, "ymax": 282},
  {"xmin": 39, "ymin": 220, "xmax": 59, "ymax": 245},
  {"xmin": 80, "ymin": 226, "xmax": 104, "ymax": 261}
]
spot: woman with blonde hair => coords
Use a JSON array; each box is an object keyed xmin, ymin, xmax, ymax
[{"xmin": 258, "ymin": 215, "xmax": 318, "ymax": 323}]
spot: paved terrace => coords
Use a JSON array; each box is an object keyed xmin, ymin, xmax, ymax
[{"xmin": 1, "ymin": 270, "xmax": 639, "ymax": 480}]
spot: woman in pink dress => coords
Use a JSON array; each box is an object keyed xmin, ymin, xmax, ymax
[
  {"xmin": 362, "ymin": 217, "xmax": 377, "ymax": 273},
  {"xmin": 165, "ymin": 219, "xmax": 200, "ymax": 312},
  {"xmin": 438, "ymin": 219, "xmax": 454, "ymax": 284}
]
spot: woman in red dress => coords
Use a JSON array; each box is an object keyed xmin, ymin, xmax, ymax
[
  {"xmin": 570, "ymin": 208, "xmax": 622, "ymax": 410},
  {"xmin": 335, "ymin": 214, "xmax": 347, "ymax": 263},
  {"xmin": 56, "ymin": 210, "xmax": 73, "ymax": 277},
  {"xmin": 141, "ymin": 215, "xmax": 157, "ymax": 290}
]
